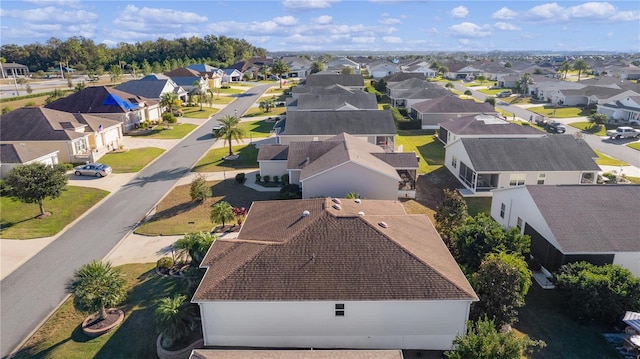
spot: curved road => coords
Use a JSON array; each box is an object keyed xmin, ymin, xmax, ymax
[
  {"xmin": 0, "ymin": 83, "xmax": 273, "ymax": 358},
  {"xmin": 454, "ymin": 83, "xmax": 640, "ymax": 168}
]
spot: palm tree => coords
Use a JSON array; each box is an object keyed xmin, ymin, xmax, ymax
[
  {"xmin": 160, "ymin": 92, "xmax": 180, "ymax": 115},
  {"xmin": 210, "ymin": 201, "xmax": 235, "ymax": 229},
  {"xmin": 259, "ymin": 65, "xmax": 270, "ymax": 81},
  {"xmin": 259, "ymin": 98, "xmax": 275, "ymax": 113},
  {"xmin": 67, "ymin": 260, "xmax": 127, "ymax": 321},
  {"xmin": 438, "ymin": 65, "xmax": 449, "ymax": 78},
  {"xmin": 445, "ymin": 82, "xmax": 454, "ymax": 91},
  {"xmin": 270, "ymin": 59, "xmax": 290, "ymax": 89},
  {"xmin": 190, "ymin": 80, "xmax": 213, "ymax": 111},
  {"xmin": 518, "ymin": 72, "xmax": 532, "ymax": 95},
  {"xmin": 558, "ymin": 61, "xmax": 572, "ymax": 80},
  {"xmin": 173, "ymin": 232, "xmax": 215, "ymax": 266},
  {"xmin": 214, "ymin": 115, "xmax": 245, "ymax": 156},
  {"xmin": 155, "ymin": 294, "xmax": 200, "ymax": 349},
  {"xmin": 573, "ymin": 59, "xmax": 589, "ymax": 82}
]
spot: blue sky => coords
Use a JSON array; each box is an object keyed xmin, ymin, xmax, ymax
[{"xmin": 1, "ymin": 0, "xmax": 639, "ymax": 52}]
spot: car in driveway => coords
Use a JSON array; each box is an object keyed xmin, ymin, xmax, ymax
[
  {"xmin": 74, "ymin": 163, "xmax": 112, "ymax": 177},
  {"xmin": 496, "ymin": 91, "xmax": 512, "ymax": 98},
  {"xmin": 546, "ymin": 121, "xmax": 567, "ymax": 133}
]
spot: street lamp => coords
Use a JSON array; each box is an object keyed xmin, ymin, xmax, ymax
[{"xmin": 234, "ymin": 109, "xmax": 237, "ymax": 118}]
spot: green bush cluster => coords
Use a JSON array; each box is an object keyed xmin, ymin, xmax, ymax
[
  {"xmin": 157, "ymin": 257, "xmax": 175, "ymax": 270},
  {"xmin": 279, "ymin": 184, "xmax": 301, "ymax": 199},
  {"xmin": 235, "ymin": 172, "xmax": 245, "ymax": 184}
]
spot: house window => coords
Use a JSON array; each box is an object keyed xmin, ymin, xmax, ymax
[
  {"xmin": 517, "ymin": 217, "xmax": 523, "ymax": 230},
  {"xmin": 451, "ymin": 156, "xmax": 457, "ymax": 168},
  {"xmin": 509, "ymin": 174, "xmax": 526, "ymax": 186},
  {"xmin": 500, "ymin": 203, "xmax": 506, "ymax": 218},
  {"xmin": 335, "ymin": 303, "xmax": 345, "ymax": 317},
  {"xmin": 581, "ymin": 172, "xmax": 595, "ymax": 184},
  {"xmin": 537, "ymin": 173, "xmax": 546, "ymax": 185},
  {"xmin": 74, "ymin": 140, "xmax": 87, "ymax": 154}
]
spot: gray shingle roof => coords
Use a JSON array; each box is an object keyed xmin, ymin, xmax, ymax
[
  {"xmin": 439, "ymin": 114, "xmax": 545, "ymax": 136},
  {"xmin": 292, "ymin": 84, "xmax": 360, "ymax": 96},
  {"xmin": 257, "ymin": 145, "xmax": 289, "ymax": 161},
  {"xmin": 193, "ymin": 198, "xmax": 477, "ymax": 302},
  {"xmin": 413, "ymin": 96, "xmax": 495, "ymax": 113},
  {"xmin": 383, "ymin": 72, "xmax": 426, "ymax": 83},
  {"xmin": 461, "ymin": 135, "xmax": 600, "ymax": 171},
  {"xmin": 301, "ymin": 74, "xmax": 364, "ymax": 88},
  {"xmin": 296, "ymin": 93, "xmax": 378, "ymax": 110},
  {"xmin": 526, "ymin": 185, "xmax": 640, "ymax": 252},
  {"xmin": 280, "ymin": 110, "xmax": 396, "ymax": 136},
  {"xmin": 0, "ymin": 143, "xmax": 57, "ymax": 163},
  {"xmin": 45, "ymin": 86, "xmax": 156, "ymax": 114},
  {"xmin": 560, "ymin": 85, "xmax": 625, "ymax": 98}
]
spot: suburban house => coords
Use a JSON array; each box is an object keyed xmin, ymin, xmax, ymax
[
  {"xmin": 282, "ymin": 56, "xmax": 313, "ymax": 79},
  {"xmin": 367, "ymin": 61, "xmax": 401, "ymax": 79},
  {"xmin": 443, "ymin": 62, "xmax": 482, "ymax": 80},
  {"xmin": 443, "ymin": 135, "xmax": 600, "ymax": 196},
  {"xmin": 553, "ymin": 86, "xmax": 634, "ymax": 107},
  {"xmin": 475, "ymin": 61, "xmax": 517, "ymax": 81},
  {"xmin": 287, "ymin": 93, "xmax": 379, "ymax": 112},
  {"xmin": 410, "ymin": 96, "xmax": 496, "ymax": 129},
  {"xmin": 291, "ymin": 84, "xmax": 363, "ymax": 99},
  {"xmin": 437, "ymin": 113, "xmax": 546, "ymax": 145},
  {"xmin": 115, "ymin": 75, "xmax": 189, "ymax": 102},
  {"xmin": 274, "ymin": 110, "xmax": 396, "ymax": 149},
  {"xmin": 0, "ymin": 107, "xmax": 122, "ymax": 163},
  {"xmin": 186, "ymin": 64, "xmax": 224, "ymax": 88},
  {"xmin": 617, "ymin": 66, "xmax": 640, "ymax": 80},
  {"xmin": 529, "ymin": 80, "xmax": 584, "ymax": 102},
  {"xmin": 325, "ymin": 57, "xmax": 361, "ymax": 73},
  {"xmin": 300, "ymin": 74, "xmax": 365, "ymax": 91},
  {"xmin": 597, "ymin": 94, "xmax": 640, "ymax": 125},
  {"xmin": 491, "ymin": 185, "xmax": 640, "ymax": 277},
  {"xmin": 221, "ymin": 68, "xmax": 243, "ymax": 83},
  {"xmin": 401, "ymin": 60, "xmax": 437, "ymax": 78},
  {"xmin": 0, "ymin": 62, "xmax": 29, "ymax": 78},
  {"xmin": 383, "ymin": 72, "xmax": 426, "ymax": 86},
  {"xmin": 386, "ymin": 78, "xmax": 450, "ymax": 107},
  {"xmin": 0, "ymin": 144, "xmax": 59, "ymax": 178},
  {"xmin": 258, "ymin": 133, "xmax": 418, "ymax": 199},
  {"xmin": 193, "ymin": 198, "xmax": 478, "ymax": 350},
  {"xmin": 45, "ymin": 86, "xmax": 160, "ymax": 132},
  {"xmin": 164, "ymin": 68, "xmax": 209, "ymax": 93}
]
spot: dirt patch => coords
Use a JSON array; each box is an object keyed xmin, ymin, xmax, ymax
[{"xmin": 402, "ymin": 167, "xmax": 463, "ymax": 222}]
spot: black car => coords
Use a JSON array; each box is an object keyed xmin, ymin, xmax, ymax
[{"xmin": 546, "ymin": 121, "xmax": 566, "ymax": 133}]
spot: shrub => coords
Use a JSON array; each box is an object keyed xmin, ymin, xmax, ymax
[
  {"xmin": 25, "ymin": 100, "xmax": 36, "ymax": 106},
  {"xmin": 189, "ymin": 173, "xmax": 210, "ymax": 202},
  {"xmin": 157, "ymin": 256, "xmax": 174, "ymax": 270},
  {"xmin": 255, "ymin": 173, "xmax": 261, "ymax": 182},
  {"xmin": 272, "ymin": 175, "xmax": 279, "ymax": 183},
  {"xmin": 0, "ymin": 180, "xmax": 13, "ymax": 196},
  {"xmin": 60, "ymin": 163, "xmax": 74, "ymax": 171},
  {"xmin": 464, "ymin": 89, "xmax": 472, "ymax": 95},
  {"xmin": 162, "ymin": 112, "xmax": 177, "ymax": 124},
  {"xmin": 263, "ymin": 175, "xmax": 270, "ymax": 183},
  {"xmin": 279, "ymin": 184, "xmax": 301, "ymax": 200},
  {"xmin": 235, "ymin": 172, "xmax": 245, "ymax": 184},
  {"xmin": 2, "ymin": 106, "xmax": 12, "ymax": 114},
  {"xmin": 281, "ymin": 173, "xmax": 289, "ymax": 185}
]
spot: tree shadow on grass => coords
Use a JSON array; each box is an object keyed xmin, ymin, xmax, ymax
[{"xmin": 143, "ymin": 201, "xmax": 202, "ymax": 223}]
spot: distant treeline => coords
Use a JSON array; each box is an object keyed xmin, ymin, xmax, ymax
[{"xmin": 1, "ymin": 35, "xmax": 267, "ymax": 73}]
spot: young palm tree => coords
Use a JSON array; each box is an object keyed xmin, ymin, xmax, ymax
[
  {"xmin": 190, "ymin": 80, "xmax": 213, "ymax": 111},
  {"xmin": 155, "ymin": 294, "xmax": 200, "ymax": 349},
  {"xmin": 214, "ymin": 115, "xmax": 245, "ymax": 156},
  {"xmin": 572, "ymin": 59, "xmax": 589, "ymax": 82},
  {"xmin": 67, "ymin": 260, "xmax": 127, "ymax": 321},
  {"xmin": 259, "ymin": 98, "xmax": 275, "ymax": 113},
  {"xmin": 173, "ymin": 232, "xmax": 215, "ymax": 266},
  {"xmin": 558, "ymin": 61, "xmax": 572, "ymax": 80},
  {"xmin": 270, "ymin": 59, "xmax": 290, "ymax": 89},
  {"xmin": 210, "ymin": 201, "xmax": 235, "ymax": 229},
  {"xmin": 518, "ymin": 72, "xmax": 532, "ymax": 95},
  {"xmin": 160, "ymin": 92, "xmax": 179, "ymax": 115}
]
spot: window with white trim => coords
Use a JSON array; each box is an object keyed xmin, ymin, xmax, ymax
[
  {"xmin": 335, "ymin": 303, "xmax": 345, "ymax": 317},
  {"xmin": 500, "ymin": 203, "xmax": 506, "ymax": 218},
  {"xmin": 451, "ymin": 156, "xmax": 457, "ymax": 168},
  {"xmin": 537, "ymin": 173, "xmax": 546, "ymax": 185},
  {"xmin": 509, "ymin": 174, "xmax": 526, "ymax": 186}
]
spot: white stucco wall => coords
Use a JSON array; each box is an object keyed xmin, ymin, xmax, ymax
[
  {"xmin": 198, "ymin": 300, "xmax": 471, "ymax": 350},
  {"xmin": 302, "ymin": 162, "xmax": 398, "ymax": 200},
  {"xmin": 259, "ymin": 160, "xmax": 288, "ymax": 178},
  {"xmin": 614, "ymin": 252, "xmax": 640, "ymax": 277}
]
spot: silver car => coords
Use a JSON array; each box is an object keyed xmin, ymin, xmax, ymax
[{"xmin": 74, "ymin": 163, "xmax": 112, "ymax": 177}]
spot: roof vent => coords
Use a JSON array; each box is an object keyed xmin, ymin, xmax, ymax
[
  {"xmin": 378, "ymin": 222, "xmax": 388, "ymax": 228},
  {"xmin": 332, "ymin": 198, "xmax": 341, "ymax": 204},
  {"xmin": 302, "ymin": 210, "xmax": 310, "ymax": 217},
  {"xmin": 332, "ymin": 204, "xmax": 341, "ymax": 210},
  {"xmin": 354, "ymin": 198, "xmax": 361, "ymax": 204},
  {"xmin": 358, "ymin": 211, "xmax": 365, "ymax": 216}
]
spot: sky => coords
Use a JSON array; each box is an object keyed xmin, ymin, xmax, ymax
[{"xmin": 0, "ymin": 0, "xmax": 639, "ymax": 53}]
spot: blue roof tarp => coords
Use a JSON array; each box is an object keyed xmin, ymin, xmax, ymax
[{"xmin": 102, "ymin": 93, "xmax": 138, "ymax": 111}]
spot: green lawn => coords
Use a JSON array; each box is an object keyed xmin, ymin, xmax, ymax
[
  {"xmin": 0, "ymin": 186, "xmax": 109, "ymax": 239},
  {"xmin": 192, "ymin": 144, "xmax": 259, "ymax": 172},
  {"xmin": 528, "ymin": 106, "xmax": 591, "ymax": 118},
  {"xmin": 627, "ymin": 142, "xmax": 640, "ymax": 151},
  {"xmin": 478, "ymin": 88, "xmax": 511, "ymax": 95},
  {"xmin": 569, "ymin": 122, "xmax": 606, "ymax": 136},
  {"xmin": 130, "ymin": 123, "xmax": 197, "ymax": 139},
  {"xmin": 396, "ymin": 130, "xmax": 443, "ymax": 174},
  {"xmin": 465, "ymin": 197, "xmax": 492, "ymax": 217},
  {"xmin": 207, "ymin": 95, "xmax": 235, "ymax": 104},
  {"xmin": 11, "ymin": 263, "xmax": 182, "ymax": 359},
  {"xmin": 214, "ymin": 87, "xmax": 245, "ymax": 95},
  {"xmin": 243, "ymin": 106, "xmax": 286, "ymax": 117},
  {"xmin": 238, "ymin": 120, "xmax": 276, "ymax": 138},
  {"xmin": 99, "ymin": 147, "xmax": 165, "ymax": 173},
  {"xmin": 181, "ymin": 106, "xmax": 218, "ymax": 119}
]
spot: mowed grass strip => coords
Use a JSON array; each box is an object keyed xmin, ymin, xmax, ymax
[
  {"xmin": 100, "ymin": 147, "xmax": 165, "ymax": 173},
  {"xmin": 594, "ymin": 150, "xmax": 628, "ymax": 166},
  {"xmin": 0, "ymin": 186, "xmax": 109, "ymax": 239},
  {"xmin": 243, "ymin": 106, "xmax": 286, "ymax": 117},
  {"xmin": 396, "ymin": 130, "xmax": 444, "ymax": 174},
  {"xmin": 130, "ymin": 123, "xmax": 197, "ymax": 139},
  {"xmin": 181, "ymin": 106, "xmax": 218, "ymax": 119},
  {"xmin": 192, "ymin": 145, "xmax": 258, "ymax": 172},
  {"xmin": 11, "ymin": 263, "xmax": 181, "ymax": 359},
  {"xmin": 627, "ymin": 142, "xmax": 640, "ymax": 151},
  {"xmin": 135, "ymin": 179, "xmax": 279, "ymax": 235},
  {"xmin": 238, "ymin": 120, "xmax": 276, "ymax": 138},
  {"xmin": 527, "ymin": 105, "xmax": 591, "ymax": 118},
  {"xmin": 569, "ymin": 121, "xmax": 607, "ymax": 136}
]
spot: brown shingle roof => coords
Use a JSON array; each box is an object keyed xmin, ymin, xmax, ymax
[{"xmin": 194, "ymin": 198, "xmax": 477, "ymax": 302}]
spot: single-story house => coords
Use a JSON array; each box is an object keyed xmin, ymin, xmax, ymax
[
  {"xmin": 258, "ymin": 133, "xmax": 418, "ymax": 199},
  {"xmin": 444, "ymin": 135, "xmax": 600, "ymax": 196},
  {"xmin": 529, "ymin": 81, "xmax": 584, "ymax": 102},
  {"xmin": 386, "ymin": 78, "xmax": 450, "ymax": 107},
  {"xmin": 282, "ymin": 56, "xmax": 313, "ymax": 79},
  {"xmin": 444, "ymin": 63, "xmax": 482, "ymax": 80},
  {"xmin": 1, "ymin": 107, "xmax": 122, "ymax": 163},
  {"xmin": 401, "ymin": 60, "xmax": 438, "ymax": 78},
  {"xmin": 437, "ymin": 113, "xmax": 546, "ymax": 145},
  {"xmin": 0, "ymin": 62, "xmax": 29, "ymax": 78},
  {"xmin": 164, "ymin": 68, "xmax": 209, "ymax": 93},
  {"xmin": 325, "ymin": 57, "xmax": 361, "ymax": 73},
  {"xmin": 0, "ymin": 144, "xmax": 59, "ymax": 178},
  {"xmin": 287, "ymin": 93, "xmax": 379, "ymax": 112},
  {"xmin": 597, "ymin": 95, "xmax": 640, "ymax": 125},
  {"xmin": 275, "ymin": 110, "xmax": 396, "ymax": 150},
  {"xmin": 301, "ymin": 74, "xmax": 364, "ymax": 91},
  {"xmin": 383, "ymin": 72, "xmax": 426, "ymax": 86},
  {"xmin": 193, "ymin": 198, "xmax": 478, "ymax": 350},
  {"xmin": 367, "ymin": 62, "xmax": 401, "ymax": 79},
  {"xmin": 291, "ymin": 84, "xmax": 362, "ymax": 99},
  {"xmin": 221, "ymin": 68, "xmax": 243, "ymax": 83},
  {"xmin": 491, "ymin": 185, "xmax": 640, "ymax": 277},
  {"xmin": 45, "ymin": 86, "xmax": 160, "ymax": 132},
  {"xmin": 554, "ymin": 86, "xmax": 631, "ymax": 107},
  {"xmin": 115, "ymin": 75, "xmax": 188, "ymax": 102},
  {"xmin": 411, "ymin": 96, "xmax": 496, "ymax": 129}
]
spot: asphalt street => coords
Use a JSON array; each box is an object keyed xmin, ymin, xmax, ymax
[{"xmin": 0, "ymin": 83, "xmax": 273, "ymax": 358}]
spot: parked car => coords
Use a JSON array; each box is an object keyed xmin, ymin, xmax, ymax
[
  {"xmin": 496, "ymin": 91, "xmax": 512, "ymax": 98},
  {"xmin": 212, "ymin": 124, "xmax": 223, "ymax": 136},
  {"xmin": 546, "ymin": 121, "xmax": 567, "ymax": 133},
  {"xmin": 606, "ymin": 126, "xmax": 640, "ymax": 139},
  {"xmin": 74, "ymin": 163, "xmax": 112, "ymax": 177}
]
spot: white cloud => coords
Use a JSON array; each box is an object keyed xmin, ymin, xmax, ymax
[
  {"xmin": 282, "ymin": 0, "xmax": 338, "ymax": 11},
  {"xmin": 449, "ymin": 22, "xmax": 492, "ymax": 38},
  {"xmin": 494, "ymin": 22, "xmax": 520, "ymax": 31},
  {"xmin": 23, "ymin": 0, "xmax": 83, "ymax": 8},
  {"xmin": 523, "ymin": 2, "xmax": 639, "ymax": 23},
  {"xmin": 273, "ymin": 16, "xmax": 298, "ymax": 26},
  {"xmin": 116, "ymin": 5, "xmax": 207, "ymax": 25},
  {"xmin": 315, "ymin": 15, "xmax": 332, "ymax": 24},
  {"xmin": 450, "ymin": 6, "xmax": 469, "ymax": 18},
  {"xmin": 379, "ymin": 17, "xmax": 401, "ymax": 25},
  {"xmin": 525, "ymin": 3, "xmax": 565, "ymax": 21},
  {"xmin": 565, "ymin": 2, "xmax": 615, "ymax": 19},
  {"xmin": 352, "ymin": 36, "xmax": 375, "ymax": 43},
  {"xmin": 1, "ymin": 6, "xmax": 97, "ymax": 24},
  {"xmin": 610, "ymin": 10, "xmax": 640, "ymax": 21},
  {"xmin": 492, "ymin": 7, "xmax": 517, "ymax": 20},
  {"xmin": 383, "ymin": 36, "xmax": 402, "ymax": 43}
]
